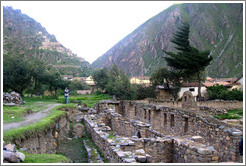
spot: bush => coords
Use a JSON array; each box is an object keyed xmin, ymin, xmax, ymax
[
  {"xmin": 135, "ymin": 85, "xmax": 156, "ymax": 100},
  {"xmin": 68, "ymin": 80, "xmax": 90, "ymax": 91},
  {"xmin": 207, "ymin": 84, "xmax": 243, "ymax": 101},
  {"xmin": 221, "ymin": 89, "xmax": 243, "ymax": 101}
]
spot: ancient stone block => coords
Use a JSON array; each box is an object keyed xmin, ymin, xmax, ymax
[
  {"xmin": 182, "ymin": 91, "xmax": 197, "ymax": 109},
  {"xmin": 71, "ymin": 123, "xmax": 85, "ymax": 138},
  {"xmin": 15, "ymin": 151, "xmax": 25, "ymax": 162},
  {"xmin": 211, "ymin": 156, "xmax": 219, "ymax": 161},
  {"xmin": 3, "ymin": 144, "xmax": 16, "ymax": 152},
  {"xmin": 3, "ymin": 151, "xmax": 19, "ymax": 163}
]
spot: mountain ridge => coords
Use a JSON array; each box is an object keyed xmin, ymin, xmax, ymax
[
  {"xmin": 3, "ymin": 6, "xmax": 93, "ymax": 77},
  {"xmin": 92, "ymin": 3, "xmax": 243, "ymax": 78}
]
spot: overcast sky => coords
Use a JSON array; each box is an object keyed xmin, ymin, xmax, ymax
[{"xmin": 2, "ymin": 1, "xmax": 175, "ymax": 63}]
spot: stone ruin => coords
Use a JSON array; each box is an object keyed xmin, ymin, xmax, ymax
[
  {"xmin": 3, "ymin": 91, "xmax": 23, "ymax": 106},
  {"xmin": 182, "ymin": 91, "xmax": 197, "ymax": 109},
  {"xmin": 88, "ymin": 100, "xmax": 243, "ymax": 163},
  {"xmin": 3, "ymin": 97, "xmax": 242, "ymax": 163},
  {"xmin": 3, "ymin": 142, "xmax": 25, "ymax": 163}
]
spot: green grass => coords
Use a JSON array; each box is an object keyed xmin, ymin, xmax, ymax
[
  {"xmin": 22, "ymin": 152, "xmax": 70, "ymax": 163},
  {"xmin": 56, "ymin": 137, "xmax": 88, "ymax": 163},
  {"xmin": 3, "ymin": 97, "xmax": 59, "ymax": 123},
  {"xmin": 3, "ymin": 106, "xmax": 27, "ymax": 123},
  {"xmin": 3, "ymin": 104, "xmax": 69, "ymax": 143},
  {"xmin": 58, "ymin": 93, "xmax": 112, "ymax": 108},
  {"xmin": 3, "ymin": 93, "xmax": 110, "ymax": 123},
  {"xmin": 213, "ymin": 109, "xmax": 243, "ymax": 120}
]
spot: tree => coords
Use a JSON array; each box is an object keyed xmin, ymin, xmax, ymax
[
  {"xmin": 150, "ymin": 68, "xmax": 181, "ymax": 100},
  {"xmin": 92, "ymin": 68, "xmax": 109, "ymax": 91},
  {"xmin": 207, "ymin": 84, "xmax": 243, "ymax": 101},
  {"xmin": 45, "ymin": 71, "xmax": 69, "ymax": 98},
  {"xmin": 3, "ymin": 54, "xmax": 33, "ymax": 96},
  {"xmin": 163, "ymin": 22, "xmax": 213, "ymax": 100},
  {"xmin": 93, "ymin": 64, "xmax": 137, "ymax": 100},
  {"xmin": 105, "ymin": 64, "xmax": 136, "ymax": 100}
]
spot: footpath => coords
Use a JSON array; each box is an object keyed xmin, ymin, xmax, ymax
[{"xmin": 3, "ymin": 104, "xmax": 61, "ymax": 130}]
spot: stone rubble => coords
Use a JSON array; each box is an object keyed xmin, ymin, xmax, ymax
[
  {"xmin": 3, "ymin": 144, "xmax": 25, "ymax": 163},
  {"xmin": 3, "ymin": 91, "xmax": 23, "ymax": 106}
]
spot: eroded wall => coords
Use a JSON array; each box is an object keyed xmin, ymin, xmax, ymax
[{"xmin": 114, "ymin": 101, "xmax": 243, "ymax": 162}]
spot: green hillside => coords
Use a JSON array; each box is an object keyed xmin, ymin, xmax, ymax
[
  {"xmin": 92, "ymin": 3, "xmax": 243, "ymax": 78},
  {"xmin": 3, "ymin": 6, "xmax": 93, "ymax": 77}
]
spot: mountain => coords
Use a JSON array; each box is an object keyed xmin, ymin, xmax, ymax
[
  {"xmin": 92, "ymin": 3, "xmax": 243, "ymax": 78},
  {"xmin": 3, "ymin": 6, "xmax": 93, "ymax": 77}
]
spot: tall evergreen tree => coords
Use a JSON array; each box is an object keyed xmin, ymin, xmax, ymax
[{"xmin": 163, "ymin": 22, "xmax": 213, "ymax": 101}]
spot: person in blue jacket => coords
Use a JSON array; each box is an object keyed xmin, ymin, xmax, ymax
[{"xmin": 64, "ymin": 87, "xmax": 70, "ymax": 104}]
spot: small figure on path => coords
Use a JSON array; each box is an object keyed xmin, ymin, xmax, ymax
[{"xmin": 64, "ymin": 87, "xmax": 70, "ymax": 104}]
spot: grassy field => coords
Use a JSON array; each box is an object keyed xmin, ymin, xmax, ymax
[
  {"xmin": 213, "ymin": 109, "xmax": 243, "ymax": 120},
  {"xmin": 58, "ymin": 93, "xmax": 112, "ymax": 108},
  {"xmin": 22, "ymin": 152, "xmax": 70, "ymax": 163},
  {"xmin": 3, "ymin": 93, "xmax": 112, "ymax": 123},
  {"xmin": 3, "ymin": 97, "xmax": 58, "ymax": 123}
]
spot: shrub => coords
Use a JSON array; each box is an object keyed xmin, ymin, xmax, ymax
[
  {"xmin": 207, "ymin": 84, "xmax": 243, "ymax": 101},
  {"xmin": 135, "ymin": 85, "xmax": 156, "ymax": 100}
]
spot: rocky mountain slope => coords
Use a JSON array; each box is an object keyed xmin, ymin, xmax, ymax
[
  {"xmin": 92, "ymin": 3, "xmax": 243, "ymax": 78},
  {"xmin": 3, "ymin": 6, "xmax": 93, "ymax": 77}
]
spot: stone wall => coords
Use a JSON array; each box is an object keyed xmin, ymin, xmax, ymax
[
  {"xmin": 12, "ymin": 115, "xmax": 70, "ymax": 154},
  {"xmin": 115, "ymin": 101, "xmax": 242, "ymax": 162},
  {"xmin": 144, "ymin": 99, "xmax": 243, "ymax": 110},
  {"xmin": 84, "ymin": 113, "xmax": 176, "ymax": 163},
  {"xmin": 84, "ymin": 115, "xmax": 138, "ymax": 163},
  {"xmin": 94, "ymin": 105, "xmax": 222, "ymax": 163},
  {"xmin": 172, "ymin": 136, "xmax": 219, "ymax": 163},
  {"xmin": 4, "ymin": 107, "xmax": 87, "ymax": 155}
]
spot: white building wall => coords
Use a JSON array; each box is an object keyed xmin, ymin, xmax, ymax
[{"xmin": 179, "ymin": 87, "xmax": 207, "ymax": 100}]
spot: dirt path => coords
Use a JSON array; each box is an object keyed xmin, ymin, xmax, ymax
[{"xmin": 3, "ymin": 103, "xmax": 62, "ymax": 130}]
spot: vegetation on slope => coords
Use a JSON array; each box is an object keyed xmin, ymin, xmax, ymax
[{"xmin": 92, "ymin": 3, "xmax": 243, "ymax": 78}]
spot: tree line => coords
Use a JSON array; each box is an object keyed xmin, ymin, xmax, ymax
[
  {"xmin": 3, "ymin": 53, "xmax": 69, "ymax": 97},
  {"xmin": 92, "ymin": 64, "xmax": 156, "ymax": 100}
]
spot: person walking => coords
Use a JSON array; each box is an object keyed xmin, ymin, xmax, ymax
[{"xmin": 64, "ymin": 87, "xmax": 70, "ymax": 104}]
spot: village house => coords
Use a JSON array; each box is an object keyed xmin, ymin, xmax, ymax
[
  {"xmin": 179, "ymin": 82, "xmax": 207, "ymax": 100},
  {"xmin": 84, "ymin": 76, "xmax": 95, "ymax": 86},
  {"xmin": 157, "ymin": 76, "xmax": 243, "ymax": 101},
  {"xmin": 61, "ymin": 75, "xmax": 73, "ymax": 81},
  {"xmin": 73, "ymin": 77, "xmax": 87, "ymax": 82},
  {"xmin": 130, "ymin": 76, "xmax": 151, "ymax": 86}
]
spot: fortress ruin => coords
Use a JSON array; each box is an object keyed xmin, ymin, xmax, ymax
[
  {"xmin": 86, "ymin": 94, "xmax": 243, "ymax": 163},
  {"xmin": 4, "ymin": 93, "xmax": 243, "ymax": 163}
]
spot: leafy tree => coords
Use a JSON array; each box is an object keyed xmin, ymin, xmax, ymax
[
  {"xmin": 135, "ymin": 84, "xmax": 156, "ymax": 100},
  {"xmin": 68, "ymin": 80, "xmax": 90, "ymax": 91},
  {"xmin": 28, "ymin": 57, "xmax": 48, "ymax": 97},
  {"xmin": 3, "ymin": 54, "xmax": 33, "ymax": 96},
  {"xmin": 163, "ymin": 22, "xmax": 212, "ymax": 100},
  {"xmin": 207, "ymin": 84, "xmax": 243, "ymax": 101},
  {"xmin": 45, "ymin": 71, "xmax": 70, "ymax": 98},
  {"xmin": 92, "ymin": 68, "xmax": 109, "ymax": 91},
  {"xmin": 93, "ymin": 64, "xmax": 137, "ymax": 100},
  {"xmin": 105, "ymin": 64, "xmax": 136, "ymax": 100},
  {"xmin": 150, "ymin": 68, "xmax": 181, "ymax": 100}
]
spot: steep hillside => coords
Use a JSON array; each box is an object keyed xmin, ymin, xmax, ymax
[
  {"xmin": 92, "ymin": 3, "xmax": 243, "ymax": 78},
  {"xmin": 3, "ymin": 6, "xmax": 93, "ymax": 77}
]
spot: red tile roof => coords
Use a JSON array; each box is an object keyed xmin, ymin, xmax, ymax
[
  {"xmin": 181, "ymin": 82, "xmax": 202, "ymax": 87},
  {"xmin": 203, "ymin": 82, "xmax": 235, "ymax": 87}
]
